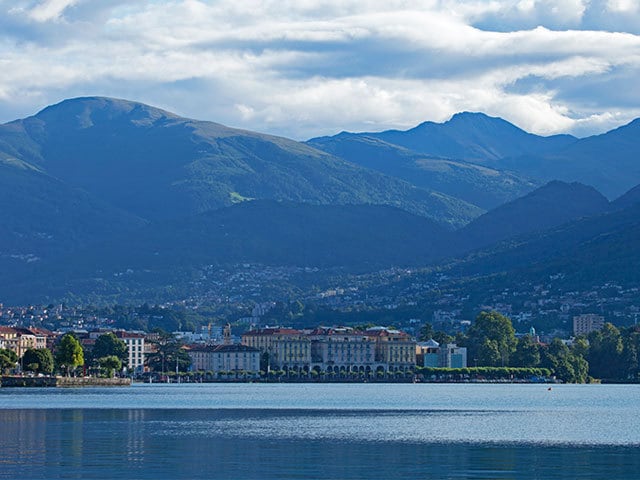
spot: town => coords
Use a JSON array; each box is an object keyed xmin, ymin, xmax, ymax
[{"xmin": 1, "ymin": 299, "xmax": 638, "ymax": 384}]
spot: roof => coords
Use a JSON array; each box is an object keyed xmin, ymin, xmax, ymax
[
  {"xmin": 213, "ymin": 344, "xmax": 260, "ymax": 353},
  {"xmin": 189, "ymin": 344, "xmax": 260, "ymax": 353},
  {"xmin": 115, "ymin": 331, "xmax": 145, "ymax": 339},
  {"xmin": 364, "ymin": 327, "xmax": 409, "ymax": 338},
  {"xmin": 243, "ymin": 328, "xmax": 301, "ymax": 336}
]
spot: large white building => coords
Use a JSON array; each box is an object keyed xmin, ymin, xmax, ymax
[
  {"xmin": 242, "ymin": 326, "xmax": 417, "ymax": 373},
  {"xmin": 115, "ymin": 331, "xmax": 146, "ymax": 374},
  {"xmin": 188, "ymin": 344, "xmax": 260, "ymax": 377},
  {"xmin": 241, "ymin": 327, "xmax": 311, "ymax": 371},
  {"xmin": 309, "ymin": 327, "xmax": 377, "ymax": 373}
]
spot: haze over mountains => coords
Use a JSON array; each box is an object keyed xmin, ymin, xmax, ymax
[{"xmin": 1, "ymin": 96, "xmax": 639, "ymax": 303}]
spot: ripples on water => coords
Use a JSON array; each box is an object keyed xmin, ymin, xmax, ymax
[{"xmin": 0, "ymin": 384, "xmax": 639, "ymax": 479}]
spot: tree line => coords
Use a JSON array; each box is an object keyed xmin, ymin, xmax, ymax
[{"xmin": 421, "ymin": 311, "xmax": 640, "ymax": 383}]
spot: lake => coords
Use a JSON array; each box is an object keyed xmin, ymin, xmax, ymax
[{"xmin": 1, "ymin": 383, "xmax": 639, "ymax": 479}]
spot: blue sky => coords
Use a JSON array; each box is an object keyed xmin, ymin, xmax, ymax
[{"xmin": 1, "ymin": 0, "xmax": 639, "ymax": 139}]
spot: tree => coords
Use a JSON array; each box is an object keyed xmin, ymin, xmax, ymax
[
  {"xmin": 419, "ymin": 323, "xmax": 434, "ymax": 341},
  {"xmin": 621, "ymin": 328, "xmax": 639, "ymax": 380},
  {"xmin": 541, "ymin": 339, "xmax": 588, "ymax": 383},
  {"xmin": 260, "ymin": 352, "xmax": 270, "ymax": 372},
  {"xmin": 0, "ymin": 348, "xmax": 18, "ymax": 374},
  {"xmin": 432, "ymin": 331, "xmax": 454, "ymax": 346},
  {"xmin": 511, "ymin": 335, "xmax": 541, "ymax": 368},
  {"xmin": 55, "ymin": 333, "xmax": 85, "ymax": 376},
  {"xmin": 92, "ymin": 333, "xmax": 128, "ymax": 366},
  {"xmin": 146, "ymin": 336, "xmax": 191, "ymax": 373},
  {"xmin": 464, "ymin": 311, "xmax": 517, "ymax": 367},
  {"xmin": 98, "ymin": 356, "xmax": 122, "ymax": 378},
  {"xmin": 22, "ymin": 348, "xmax": 54, "ymax": 374},
  {"xmin": 587, "ymin": 323, "xmax": 624, "ymax": 380},
  {"xmin": 478, "ymin": 338, "xmax": 501, "ymax": 366},
  {"xmin": 571, "ymin": 337, "xmax": 590, "ymax": 359}
]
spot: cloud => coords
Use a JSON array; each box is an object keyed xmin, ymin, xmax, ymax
[
  {"xmin": 28, "ymin": 0, "xmax": 78, "ymax": 22},
  {"xmin": 0, "ymin": 0, "xmax": 639, "ymax": 139}
]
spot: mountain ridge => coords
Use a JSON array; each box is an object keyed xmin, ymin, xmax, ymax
[
  {"xmin": 309, "ymin": 111, "xmax": 640, "ymax": 199},
  {"xmin": 0, "ymin": 96, "xmax": 481, "ymax": 227},
  {"xmin": 456, "ymin": 180, "xmax": 610, "ymax": 252}
]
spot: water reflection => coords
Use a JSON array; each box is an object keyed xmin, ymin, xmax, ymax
[{"xmin": 0, "ymin": 409, "xmax": 638, "ymax": 479}]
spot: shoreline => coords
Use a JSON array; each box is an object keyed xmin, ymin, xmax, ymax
[{"xmin": 0, "ymin": 375, "xmax": 131, "ymax": 388}]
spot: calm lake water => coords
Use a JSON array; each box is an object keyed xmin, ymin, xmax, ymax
[{"xmin": 1, "ymin": 383, "xmax": 639, "ymax": 479}]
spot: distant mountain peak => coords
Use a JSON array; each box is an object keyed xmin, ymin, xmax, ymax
[
  {"xmin": 34, "ymin": 96, "xmax": 181, "ymax": 129},
  {"xmin": 446, "ymin": 111, "xmax": 522, "ymax": 130},
  {"xmin": 449, "ymin": 111, "xmax": 495, "ymax": 121}
]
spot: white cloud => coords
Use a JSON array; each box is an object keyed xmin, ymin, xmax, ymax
[
  {"xmin": 607, "ymin": 0, "xmax": 639, "ymax": 13},
  {"xmin": 26, "ymin": 0, "xmax": 78, "ymax": 22},
  {"xmin": 0, "ymin": 0, "xmax": 639, "ymax": 139}
]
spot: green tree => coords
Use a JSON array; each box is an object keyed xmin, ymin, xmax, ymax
[
  {"xmin": 571, "ymin": 337, "xmax": 590, "ymax": 359},
  {"xmin": 478, "ymin": 338, "xmax": 501, "ymax": 366},
  {"xmin": 511, "ymin": 335, "xmax": 541, "ymax": 368},
  {"xmin": 0, "ymin": 348, "xmax": 18, "ymax": 373},
  {"xmin": 98, "ymin": 356, "xmax": 122, "ymax": 378},
  {"xmin": 541, "ymin": 339, "xmax": 588, "ymax": 383},
  {"xmin": 621, "ymin": 328, "xmax": 640, "ymax": 380},
  {"xmin": 464, "ymin": 311, "xmax": 517, "ymax": 367},
  {"xmin": 55, "ymin": 333, "xmax": 85, "ymax": 376},
  {"xmin": 146, "ymin": 336, "xmax": 191, "ymax": 373},
  {"xmin": 432, "ymin": 331, "xmax": 454, "ymax": 346},
  {"xmin": 419, "ymin": 323, "xmax": 434, "ymax": 341},
  {"xmin": 587, "ymin": 323, "xmax": 624, "ymax": 380},
  {"xmin": 22, "ymin": 348, "xmax": 54, "ymax": 374},
  {"xmin": 260, "ymin": 352, "xmax": 270, "ymax": 372},
  {"xmin": 92, "ymin": 333, "xmax": 128, "ymax": 366}
]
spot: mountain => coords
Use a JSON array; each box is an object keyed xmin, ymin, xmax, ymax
[
  {"xmin": 307, "ymin": 131, "xmax": 538, "ymax": 209},
  {"xmin": 611, "ymin": 183, "xmax": 640, "ymax": 211},
  {"xmin": 446, "ymin": 201, "xmax": 640, "ymax": 288},
  {"xmin": 0, "ymin": 201, "xmax": 456, "ymax": 303},
  {"xmin": 456, "ymin": 181, "xmax": 610, "ymax": 252},
  {"xmin": 92, "ymin": 200, "xmax": 454, "ymax": 269},
  {"xmin": 500, "ymin": 119, "xmax": 640, "ymax": 198},
  {"xmin": 329, "ymin": 112, "xmax": 577, "ymax": 164},
  {"xmin": 0, "ymin": 97, "xmax": 480, "ymax": 227},
  {"xmin": 311, "ymin": 112, "xmax": 640, "ymax": 200},
  {"xmin": 0, "ymin": 153, "xmax": 144, "ymax": 262}
]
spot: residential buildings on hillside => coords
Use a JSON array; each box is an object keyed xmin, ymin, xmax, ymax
[{"xmin": 573, "ymin": 314, "xmax": 605, "ymax": 336}]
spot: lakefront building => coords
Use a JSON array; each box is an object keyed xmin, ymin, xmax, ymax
[
  {"xmin": 365, "ymin": 326, "xmax": 416, "ymax": 371},
  {"xmin": 309, "ymin": 327, "xmax": 377, "ymax": 373},
  {"xmin": 188, "ymin": 344, "xmax": 261, "ymax": 377},
  {"xmin": 416, "ymin": 340, "xmax": 468, "ymax": 368},
  {"xmin": 116, "ymin": 331, "xmax": 146, "ymax": 374},
  {"xmin": 241, "ymin": 327, "xmax": 311, "ymax": 371},
  {"xmin": 242, "ymin": 326, "xmax": 417, "ymax": 372},
  {"xmin": 0, "ymin": 326, "xmax": 50, "ymax": 359},
  {"xmin": 416, "ymin": 339, "xmax": 441, "ymax": 367}
]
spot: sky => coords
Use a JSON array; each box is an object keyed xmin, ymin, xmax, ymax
[{"xmin": 1, "ymin": 0, "xmax": 639, "ymax": 139}]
